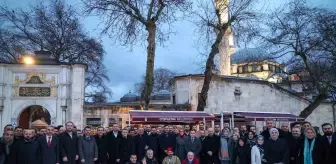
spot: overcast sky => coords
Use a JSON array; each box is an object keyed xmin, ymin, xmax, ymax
[{"xmin": 3, "ymin": 0, "xmax": 335, "ymax": 101}]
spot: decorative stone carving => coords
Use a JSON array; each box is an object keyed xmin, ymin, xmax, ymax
[
  {"xmin": 14, "ymin": 72, "xmax": 55, "ymax": 84},
  {"xmin": 19, "ymin": 87, "xmax": 51, "ymax": 97}
]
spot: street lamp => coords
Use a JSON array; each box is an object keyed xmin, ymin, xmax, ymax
[{"xmin": 23, "ymin": 56, "xmax": 34, "ymax": 65}]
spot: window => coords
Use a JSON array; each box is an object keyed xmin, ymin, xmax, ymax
[
  {"xmin": 243, "ymin": 65, "xmax": 248, "ymax": 73},
  {"xmin": 87, "ymin": 118, "xmax": 101, "ymax": 126},
  {"xmin": 172, "ymin": 95, "xmax": 176, "ymax": 104},
  {"xmin": 268, "ymin": 64, "xmax": 275, "ymax": 72},
  {"xmin": 275, "ymin": 67, "xmax": 281, "ymax": 73},
  {"xmin": 252, "ymin": 65, "xmax": 260, "ymax": 72},
  {"xmin": 238, "ymin": 66, "xmax": 243, "ymax": 73},
  {"xmin": 109, "ymin": 118, "xmax": 122, "ymax": 126}
]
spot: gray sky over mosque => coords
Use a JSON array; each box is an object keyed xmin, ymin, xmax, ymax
[{"xmin": 2, "ymin": 0, "xmax": 335, "ymax": 101}]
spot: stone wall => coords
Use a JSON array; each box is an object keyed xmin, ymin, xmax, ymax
[{"xmin": 172, "ymin": 75, "xmax": 333, "ymax": 130}]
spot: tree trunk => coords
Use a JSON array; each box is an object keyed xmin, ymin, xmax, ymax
[
  {"xmin": 197, "ymin": 32, "xmax": 225, "ymax": 111},
  {"xmin": 143, "ymin": 22, "xmax": 156, "ymax": 110},
  {"xmin": 299, "ymin": 93, "xmax": 328, "ymax": 119}
]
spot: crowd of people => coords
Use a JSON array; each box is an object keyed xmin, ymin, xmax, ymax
[{"xmin": 0, "ymin": 120, "xmax": 335, "ymax": 164}]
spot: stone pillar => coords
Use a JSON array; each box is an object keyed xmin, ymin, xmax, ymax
[
  {"xmin": 61, "ymin": 106, "xmax": 67, "ymax": 125},
  {"xmin": 70, "ymin": 64, "xmax": 85, "ymax": 130}
]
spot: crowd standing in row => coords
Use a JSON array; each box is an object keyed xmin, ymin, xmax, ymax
[{"xmin": 0, "ymin": 120, "xmax": 335, "ymax": 164}]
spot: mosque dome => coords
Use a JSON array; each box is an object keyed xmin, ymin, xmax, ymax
[
  {"xmin": 120, "ymin": 91, "xmax": 138, "ymax": 102},
  {"xmin": 231, "ymin": 48, "xmax": 275, "ymax": 64},
  {"xmin": 152, "ymin": 90, "xmax": 171, "ymax": 100}
]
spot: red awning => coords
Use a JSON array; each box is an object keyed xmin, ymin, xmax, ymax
[
  {"xmin": 233, "ymin": 111, "xmax": 303, "ymax": 121},
  {"xmin": 129, "ymin": 110, "xmax": 215, "ymax": 124}
]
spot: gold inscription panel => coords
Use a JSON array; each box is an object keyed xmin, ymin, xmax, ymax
[{"xmin": 19, "ymin": 87, "xmax": 51, "ymax": 97}]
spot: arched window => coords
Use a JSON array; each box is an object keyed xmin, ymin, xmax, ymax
[{"xmin": 243, "ymin": 65, "xmax": 248, "ymax": 73}]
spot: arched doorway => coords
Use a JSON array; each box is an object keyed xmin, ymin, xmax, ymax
[{"xmin": 18, "ymin": 105, "xmax": 51, "ymax": 129}]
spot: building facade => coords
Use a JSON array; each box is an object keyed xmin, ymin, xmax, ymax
[
  {"xmin": 0, "ymin": 59, "xmax": 86, "ymax": 133},
  {"xmin": 170, "ymin": 74, "xmax": 333, "ymax": 131}
]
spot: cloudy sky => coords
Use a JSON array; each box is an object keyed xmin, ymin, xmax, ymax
[{"xmin": 3, "ymin": 0, "xmax": 335, "ymax": 101}]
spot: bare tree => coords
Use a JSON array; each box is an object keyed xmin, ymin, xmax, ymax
[
  {"xmin": 82, "ymin": 0, "xmax": 191, "ymax": 109},
  {"xmin": 261, "ymin": 0, "xmax": 336, "ymax": 118},
  {"xmin": 194, "ymin": 0, "xmax": 258, "ymax": 111},
  {"xmin": 0, "ymin": 0, "xmax": 111, "ymax": 102},
  {"xmin": 134, "ymin": 67, "xmax": 178, "ymax": 95}
]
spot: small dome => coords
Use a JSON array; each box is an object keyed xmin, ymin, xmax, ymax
[
  {"xmin": 120, "ymin": 91, "xmax": 138, "ymax": 102},
  {"xmin": 231, "ymin": 48, "xmax": 275, "ymax": 64},
  {"xmin": 152, "ymin": 90, "xmax": 171, "ymax": 100}
]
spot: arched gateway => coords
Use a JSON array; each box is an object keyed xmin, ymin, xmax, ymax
[
  {"xmin": 0, "ymin": 51, "xmax": 86, "ymax": 134},
  {"xmin": 18, "ymin": 105, "xmax": 51, "ymax": 129}
]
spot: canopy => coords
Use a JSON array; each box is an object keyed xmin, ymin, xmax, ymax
[
  {"xmin": 233, "ymin": 111, "xmax": 303, "ymax": 121},
  {"xmin": 129, "ymin": 110, "xmax": 215, "ymax": 124}
]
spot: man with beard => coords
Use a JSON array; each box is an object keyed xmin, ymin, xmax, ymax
[
  {"xmin": 322, "ymin": 123, "xmax": 336, "ymax": 163},
  {"xmin": 142, "ymin": 149, "xmax": 159, "ymax": 164},
  {"xmin": 145, "ymin": 125, "xmax": 151, "ymax": 136},
  {"xmin": 214, "ymin": 125, "xmax": 221, "ymax": 136},
  {"xmin": 280, "ymin": 123, "xmax": 291, "ymax": 141},
  {"xmin": 14, "ymin": 127, "xmax": 23, "ymax": 141},
  {"xmin": 106, "ymin": 123, "xmax": 121, "ymax": 164},
  {"xmin": 59, "ymin": 121, "xmax": 79, "ymax": 164},
  {"xmin": 38, "ymin": 126, "xmax": 59, "ymax": 164},
  {"xmin": 261, "ymin": 120, "xmax": 278, "ymax": 140},
  {"xmin": 135, "ymin": 128, "xmax": 148, "ymax": 162},
  {"xmin": 184, "ymin": 125, "xmax": 191, "ymax": 136},
  {"xmin": 147, "ymin": 128, "xmax": 159, "ymax": 161},
  {"xmin": 11, "ymin": 129, "xmax": 40, "ymax": 163},
  {"xmin": 78, "ymin": 126, "xmax": 98, "ymax": 164},
  {"xmin": 119, "ymin": 129, "xmax": 135, "ymax": 164},
  {"xmin": 94, "ymin": 127, "xmax": 108, "ymax": 164},
  {"xmin": 185, "ymin": 130, "xmax": 202, "ymax": 157},
  {"xmin": 203, "ymin": 128, "xmax": 219, "ymax": 164},
  {"xmin": 288, "ymin": 127, "xmax": 301, "ymax": 164},
  {"xmin": 198, "ymin": 130, "xmax": 207, "ymax": 164},
  {"xmin": 240, "ymin": 125, "xmax": 248, "ymax": 138},
  {"xmin": 158, "ymin": 126, "xmax": 175, "ymax": 161},
  {"xmin": 0, "ymin": 130, "xmax": 15, "ymax": 164}
]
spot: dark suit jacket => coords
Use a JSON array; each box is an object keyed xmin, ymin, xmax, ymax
[
  {"xmin": 38, "ymin": 135, "xmax": 60, "ymax": 164},
  {"xmin": 11, "ymin": 139, "xmax": 41, "ymax": 164},
  {"xmin": 184, "ymin": 137, "xmax": 202, "ymax": 156},
  {"xmin": 59, "ymin": 132, "xmax": 78, "ymax": 164},
  {"xmin": 323, "ymin": 134, "xmax": 336, "ymax": 164},
  {"xmin": 106, "ymin": 131, "xmax": 122, "ymax": 163}
]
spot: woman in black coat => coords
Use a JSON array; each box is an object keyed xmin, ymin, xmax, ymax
[
  {"xmin": 235, "ymin": 137, "xmax": 250, "ymax": 164},
  {"xmin": 299, "ymin": 128, "xmax": 328, "ymax": 164}
]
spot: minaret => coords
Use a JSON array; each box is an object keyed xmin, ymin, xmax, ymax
[{"xmin": 215, "ymin": 0, "xmax": 235, "ymax": 76}]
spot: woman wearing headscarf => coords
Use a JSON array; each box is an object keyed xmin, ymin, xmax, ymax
[
  {"xmin": 235, "ymin": 137, "xmax": 250, "ymax": 164},
  {"xmin": 251, "ymin": 135, "xmax": 266, "ymax": 164},
  {"xmin": 264, "ymin": 128, "xmax": 288, "ymax": 164},
  {"xmin": 247, "ymin": 131, "xmax": 257, "ymax": 148},
  {"xmin": 298, "ymin": 127, "xmax": 328, "ymax": 164},
  {"xmin": 228, "ymin": 133, "xmax": 239, "ymax": 164},
  {"xmin": 219, "ymin": 129, "xmax": 230, "ymax": 164},
  {"xmin": 175, "ymin": 129, "xmax": 188, "ymax": 161}
]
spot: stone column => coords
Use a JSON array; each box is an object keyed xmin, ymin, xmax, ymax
[
  {"xmin": 61, "ymin": 106, "xmax": 67, "ymax": 125},
  {"xmin": 70, "ymin": 64, "xmax": 85, "ymax": 130}
]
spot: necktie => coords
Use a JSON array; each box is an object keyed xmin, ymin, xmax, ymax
[
  {"xmin": 47, "ymin": 137, "xmax": 51, "ymax": 147},
  {"xmin": 192, "ymin": 138, "xmax": 194, "ymax": 143},
  {"xmin": 328, "ymin": 136, "xmax": 332, "ymax": 144}
]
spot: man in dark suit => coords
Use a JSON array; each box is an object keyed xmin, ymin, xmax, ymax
[
  {"xmin": 199, "ymin": 130, "xmax": 207, "ymax": 164},
  {"xmin": 119, "ymin": 128, "xmax": 135, "ymax": 163},
  {"xmin": 59, "ymin": 121, "xmax": 79, "ymax": 164},
  {"xmin": 322, "ymin": 123, "xmax": 336, "ymax": 164},
  {"xmin": 185, "ymin": 130, "xmax": 202, "ymax": 157},
  {"xmin": 11, "ymin": 129, "xmax": 40, "ymax": 164},
  {"xmin": 38, "ymin": 125, "xmax": 59, "ymax": 164},
  {"xmin": 95, "ymin": 127, "xmax": 108, "ymax": 164},
  {"xmin": 106, "ymin": 123, "xmax": 121, "ymax": 164},
  {"xmin": 158, "ymin": 126, "xmax": 175, "ymax": 161},
  {"xmin": 134, "ymin": 127, "xmax": 149, "ymax": 162}
]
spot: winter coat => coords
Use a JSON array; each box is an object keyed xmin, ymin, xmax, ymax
[
  {"xmin": 175, "ymin": 136, "xmax": 188, "ymax": 160},
  {"xmin": 78, "ymin": 135, "xmax": 98, "ymax": 164}
]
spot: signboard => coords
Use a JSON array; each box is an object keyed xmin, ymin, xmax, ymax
[
  {"xmin": 87, "ymin": 118, "xmax": 101, "ymax": 125},
  {"xmin": 12, "ymin": 122, "xmax": 17, "ymax": 127},
  {"xmin": 19, "ymin": 87, "xmax": 51, "ymax": 97},
  {"xmin": 131, "ymin": 117, "xmax": 211, "ymax": 123}
]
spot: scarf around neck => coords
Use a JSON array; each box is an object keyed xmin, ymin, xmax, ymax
[
  {"xmin": 304, "ymin": 137, "xmax": 315, "ymax": 164},
  {"xmin": 220, "ymin": 136, "xmax": 229, "ymax": 160}
]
